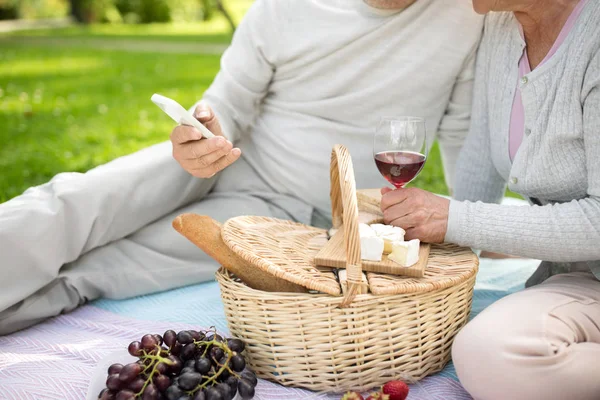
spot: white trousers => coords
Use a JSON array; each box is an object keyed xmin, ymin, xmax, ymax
[
  {"xmin": 452, "ymin": 271, "xmax": 600, "ymax": 400},
  {"xmin": 0, "ymin": 142, "xmax": 316, "ymax": 334}
]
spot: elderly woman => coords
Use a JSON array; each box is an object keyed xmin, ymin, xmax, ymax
[{"xmin": 381, "ymin": 0, "xmax": 600, "ymax": 399}]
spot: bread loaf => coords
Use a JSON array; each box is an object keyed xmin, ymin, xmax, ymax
[{"xmin": 172, "ymin": 213, "xmax": 307, "ymax": 293}]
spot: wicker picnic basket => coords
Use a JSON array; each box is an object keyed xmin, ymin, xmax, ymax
[{"xmin": 212, "ymin": 145, "xmax": 478, "ymax": 393}]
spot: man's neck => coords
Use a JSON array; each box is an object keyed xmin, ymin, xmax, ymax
[{"xmin": 363, "ymin": 0, "xmax": 417, "ymax": 11}]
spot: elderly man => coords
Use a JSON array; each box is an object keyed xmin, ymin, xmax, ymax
[{"xmin": 0, "ymin": 0, "xmax": 482, "ymax": 334}]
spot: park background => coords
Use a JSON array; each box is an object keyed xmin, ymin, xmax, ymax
[{"xmin": 0, "ymin": 0, "xmax": 487, "ymax": 203}]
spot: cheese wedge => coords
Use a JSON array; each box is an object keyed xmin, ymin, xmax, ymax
[
  {"xmin": 359, "ymin": 223, "xmax": 384, "ymax": 261},
  {"xmin": 370, "ymin": 224, "xmax": 406, "ymax": 254},
  {"xmin": 359, "ymin": 223, "xmax": 376, "ymax": 237},
  {"xmin": 388, "ymin": 239, "xmax": 420, "ymax": 267}
]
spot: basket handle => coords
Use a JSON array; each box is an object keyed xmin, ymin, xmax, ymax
[{"xmin": 330, "ymin": 144, "xmax": 363, "ymax": 307}]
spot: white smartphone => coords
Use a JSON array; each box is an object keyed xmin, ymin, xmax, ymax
[{"xmin": 151, "ymin": 93, "xmax": 215, "ymax": 138}]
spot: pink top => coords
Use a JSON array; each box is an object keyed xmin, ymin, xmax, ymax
[{"xmin": 508, "ymin": 0, "xmax": 589, "ymax": 161}]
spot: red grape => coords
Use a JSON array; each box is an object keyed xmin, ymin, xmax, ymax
[
  {"xmin": 115, "ymin": 390, "xmax": 136, "ymax": 400},
  {"xmin": 226, "ymin": 339, "xmax": 245, "ymax": 353},
  {"xmin": 194, "ymin": 357, "xmax": 211, "ymax": 374},
  {"xmin": 170, "ymin": 342, "xmax": 182, "ymax": 356},
  {"xmin": 128, "ymin": 341, "xmax": 143, "ymax": 357},
  {"xmin": 106, "ymin": 374, "xmax": 122, "ymax": 391},
  {"xmin": 237, "ymin": 379, "xmax": 255, "ymax": 399},
  {"xmin": 166, "ymin": 355, "xmax": 182, "ymax": 374},
  {"xmin": 141, "ymin": 334, "xmax": 159, "ymax": 350},
  {"xmin": 118, "ymin": 363, "xmax": 142, "ymax": 383},
  {"xmin": 178, "ymin": 372, "xmax": 202, "ymax": 390},
  {"xmin": 155, "ymin": 362, "xmax": 167, "ymax": 374},
  {"xmin": 189, "ymin": 330, "xmax": 202, "ymax": 341},
  {"xmin": 99, "ymin": 389, "xmax": 116, "ymax": 400},
  {"xmin": 108, "ymin": 363, "xmax": 124, "ymax": 375},
  {"xmin": 240, "ymin": 371, "xmax": 257, "ymax": 386},
  {"xmin": 163, "ymin": 330, "xmax": 177, "ymax": 348},
  {"xmin": 154, "ymin": 374, "xmax": 171, "ymax": 392},
  {"xmin": 230, "ymin": 354, "xmax": 245, "ymax": 372},
  {"xmin": 141, "ymin": 383, "xmax": 159, "ymax": 400},
  {"xmin": 177, "ymin": 330, "xmax": 193, "ymax": 345},
  {"xmin": 192, "ymin": 390, "xmax": 207, "ymax": 400},
  {"xmin": 181, "ymin": 343, "xmax": 196, "ymax": 360},
  {"xmin": 127, "ymin": 377, "xmax": 145, "ymax": 392}
]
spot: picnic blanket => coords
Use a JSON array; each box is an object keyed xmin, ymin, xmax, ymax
[
  {"xmin": 0, "ymin": 255, "xmax": 541, "ymax": 400},
  {"xmin": 0, "ymin": 195, "xmax": 538, "ymax": 399}
]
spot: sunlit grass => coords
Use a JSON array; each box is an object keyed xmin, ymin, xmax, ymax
[
  {"xmin": 0, "ymin": 43, "xmax": 221, "ymax": 202},
  {"xmin": 0, "ymin": 0, "xmax": 518, "ymax": 203}
]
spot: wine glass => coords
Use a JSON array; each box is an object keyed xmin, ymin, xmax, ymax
[{"xmin": 373, "ymin": 116, "xmax": 428, "ymax": 188}]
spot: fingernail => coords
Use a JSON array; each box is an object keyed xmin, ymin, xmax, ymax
[
  {"xmin": 232, "ymin": 148, "xmax": 241, "ymax": 156},
  {"xmin": 216, "ymin": 137, "xmax": 226, "ymax": 147},
  {"xmin": 197, "ymin": 110, "xmax": 210, "ymax": 119}
]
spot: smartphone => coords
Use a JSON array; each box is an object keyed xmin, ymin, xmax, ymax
[{"xmin": 151, "ymin": 93, "xmax": 215, "ymax": 138}]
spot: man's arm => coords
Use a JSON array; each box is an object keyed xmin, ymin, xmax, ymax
[{"xmin": 193, "ymin": 0, "xmax": 282, "ymax": 143}]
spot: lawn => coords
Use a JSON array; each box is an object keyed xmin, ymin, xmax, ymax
[{"xmin": 0, "ymin": 3, "xmax": 453, "ymax": 203}]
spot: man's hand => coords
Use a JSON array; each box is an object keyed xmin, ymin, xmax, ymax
[
  {"xmin": 380, "ymin": 187, "xmax": 450, "ymax": 243},
  {"xmin": 170, "ymin": 102, "xmax": 241, "ymax": 178}
]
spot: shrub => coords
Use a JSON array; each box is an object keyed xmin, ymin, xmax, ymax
[
  {"xmin": 0, "ymin": 0, "xmax": 69, "ymax": 20},
  {"xmin": 115, "ymin": 0, "xmax": 202, "ymax": 24},
  {"xmin": 69, "ymin": 0, "xmax": 118, "ymax": 23}
]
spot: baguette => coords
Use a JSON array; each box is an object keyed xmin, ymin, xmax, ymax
[{"xmin": 172, "ymin": 213, "xmax": 307, "ymax": 293}]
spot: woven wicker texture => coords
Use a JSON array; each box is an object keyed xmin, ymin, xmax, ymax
[
  {"xmin": 214, "ymin": 144, "xmax": 479, "ymax": 391},
  {"xmin": 217, "ymin": 267, "xmax": 476, "ymax": 392},
  {"xmin": 367, "ymin": 243, "xmax": 478, "ymax": 295},
  {"xmin": 221, "ymin": 216, "xmax": 341, "ymax": 295}
]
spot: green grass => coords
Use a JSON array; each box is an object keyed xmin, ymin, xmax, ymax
[
  {"xmin": 1, "ymin": 4, "xmax": 517, "ymax": 203},
  {"xmin": 5, "ymin": 21, "xmax": 233, "ymax": 43},
  {"xmin": 0, "ymin": 43, "xmax": 221, "ymax": 202},
  {"xmin": 0, "ymin": 38, "xmax": 451, "ymax": 202}
]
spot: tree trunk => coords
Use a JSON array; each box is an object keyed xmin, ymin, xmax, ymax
[{"xmin": 215, "ymin": 0, "xmax": 236, "ymax": 33}]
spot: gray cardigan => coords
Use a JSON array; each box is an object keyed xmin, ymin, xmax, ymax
[{"xmin": 445, "ymin": 3, "xmax": 600, "ymax": 284}]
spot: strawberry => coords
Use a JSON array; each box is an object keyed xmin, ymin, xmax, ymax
[
  {"xmin": 341, "ymin": 391, "xmax": 364, "ymax": 400},
  {"xmin": 382, "ymin": 380, "xmax": 409, "ymax": 400},
  {"xmin": 365, "ymin": 392, "xmax": 390, "ymax": 400}
]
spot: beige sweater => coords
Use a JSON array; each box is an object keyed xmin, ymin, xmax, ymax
[{"xmin": 445, "ymin": 3, "xmax": 600, "ymax": 282}]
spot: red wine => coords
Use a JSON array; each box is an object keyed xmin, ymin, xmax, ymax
[{"xmin": 374, "ymin": 151, "xmax": 426, "ymax": 188}]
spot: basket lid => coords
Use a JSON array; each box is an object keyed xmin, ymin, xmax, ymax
[
  {"xmin": 221, "ymin": 215, "xmax": 478, "ymax": 296},
  {"xmin": 220, "ymin": 145, "xmax": 478, "ymax": 302},
  {"xmin": 221, "ymin": 216, "xmax": 342, "ymax": 295}
]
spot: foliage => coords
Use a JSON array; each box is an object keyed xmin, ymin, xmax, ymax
[
  {"xmin": 0, "ymin": 0, "xmax": 69, "ymax": 20},
  {"xmin": 114, "ymin": 0, "xmax": 203, "ymax": 24},
  {"xmin": 68, "ymin": 0, "xmax": 120, "ymax": 23}
]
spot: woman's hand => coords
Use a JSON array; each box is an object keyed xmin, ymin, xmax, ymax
[
  {"xmin": 380, "ymin": 187, "xmax": 450, "ymax": 243},
  {"xmin": 170, "ymin": 102, "xmax": 241, "ymax": 178}
]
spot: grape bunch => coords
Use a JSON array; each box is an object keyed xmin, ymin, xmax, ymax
[{"xmin": 98, "ymin": 328, "xmax": 257, "ymax": 400}]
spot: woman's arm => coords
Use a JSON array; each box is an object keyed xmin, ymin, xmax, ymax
[{"xmin": 445, "ymin": 51, "xmax": 600, "ymax": 262}]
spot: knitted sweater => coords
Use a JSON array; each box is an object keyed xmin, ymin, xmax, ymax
[
  {"xmin": 445, "ymin": 3, "xmax": 600, "ymax": 282},
  {"xmin": 199, "ymin": 0, "xmax": 483, "ymax": 217}
]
